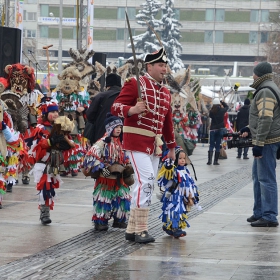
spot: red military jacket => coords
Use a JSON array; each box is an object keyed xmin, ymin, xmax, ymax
[{"xmin": 111, "ymin": 73, "xmax": 176, "ymax": 156}]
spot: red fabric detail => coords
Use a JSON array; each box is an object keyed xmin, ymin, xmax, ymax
[
  {"xmin": 3, "ymin": 112, "xmax": 12, "ymax": 130},
  {"xmin": 95, "ymin": 177, "xmax": 124, "ymax": 191},
  {"xmin": 0, "ymin": 77, "xmax": 9, "ymax": 89},
  {"xmin": 177, "ymin": 171, "xmax": 181, "ymax": 183},
  {"xmin": 36, "ymin": 174, "xmax": 60, "ymax": 191},
  {"xmin": 111, "ymin": 75, "xmax": 176, "ymax": 155},
  {"xmin": 92, "ymin": 216, "xmax": 107, "ymax": 222}
]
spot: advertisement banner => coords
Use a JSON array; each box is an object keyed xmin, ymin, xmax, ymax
[
  {"xmin": 15, "ymin": 0, "xmax": 24, "ymax": 30},
  {"xmin": 15, "ymin": 0, "xmax": 24, "ymax": 62},
  {"xmin": 87, "ymin": 0, "xmax": 94, "ymax": 53}
]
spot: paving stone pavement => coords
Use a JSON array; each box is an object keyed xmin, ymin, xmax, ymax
[{"xmin": 1, "ymin": 144, "xmax": 280, "ymax": 280}]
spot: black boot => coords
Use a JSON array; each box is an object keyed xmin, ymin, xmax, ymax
[
  {"xmin": 40, "ymin": 205, "xmax": 52, "ymax": 225},
  {"xmin": 22, "ymin": 176, "xmax": 30, "ymax": 185},
  {"xmin": 213, "ymin": 151, "xmax": 220, "ymax": 165},
  {"xmin": 207, "ymin": 151, "xmax": 213, "ymax": 165},
  {"xmin": 6, "ymin": 183, "xmax": 13, "ymax": 192}
]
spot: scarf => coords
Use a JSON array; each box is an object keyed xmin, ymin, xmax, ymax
[{"xmin": 250, "ymin": 73, "xmax": 273, "ymax": 89}]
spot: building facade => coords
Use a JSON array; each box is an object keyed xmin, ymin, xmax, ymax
[{"xmin": 20, "ymin": 0, "xmax": 279, "ymax": 79}]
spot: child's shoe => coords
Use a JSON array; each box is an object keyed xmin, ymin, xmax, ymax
[
  {"xmin": 162, "ymin": 225, "xmax": 173, "ymax": 236},
  {"xmin": 173, "ymin": 228, "xmax": 187, "ymax": 238},
  {"xmin": 95, "ymin": 223, "xmax": 109, "ymax": 231},
  {"xmin": 112, "ymin": 219, "xmax": 127, "ymax": 229}
]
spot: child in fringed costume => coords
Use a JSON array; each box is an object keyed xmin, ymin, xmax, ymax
[
  {"xmin": 26, "ymin": 97, "xmax": 75, "ymax": 224},
  {"xmin": 0, "ymin": 101, "xmax": 23, "ymax": 208},
  {"xmin": 83, "ymin": 113, "xmax": 131, "ymax": 231},
  {"xmin": 157, "ymin": 146, "xmax": 201, "ymax": 238}
]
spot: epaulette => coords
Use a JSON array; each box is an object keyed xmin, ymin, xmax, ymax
[{"xmin": 125, "ymin": 78, "xmax": 132, "ymax": 83}]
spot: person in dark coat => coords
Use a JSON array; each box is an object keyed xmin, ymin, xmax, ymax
[
  {"xmin": 236, "ymin": 98, "xmax": 250, "ymax": 159},
  {"xmin": 207, "ymin": 98, "xmax": 229, "ymax": 165},
  {"xmin": 86, "ymin": 73, "xmax": 122, "ymax": 144}
]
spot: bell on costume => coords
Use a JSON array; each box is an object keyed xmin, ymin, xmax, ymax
[
  {"xmin": 28, "ymin": 113, "xmax": 37, "ymax": 126},
  {"xmin": 59, "ymin": 164, "xmax": 66, "ymax": 173},
  {"xmin": 70, "ymin": 121, "xmax": 79, "ymax": 135},
  {"xmin": 78, "ymin": 115, "xmax": 85, "ymax": 130}
]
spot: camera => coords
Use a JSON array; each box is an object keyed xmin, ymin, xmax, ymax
[{"xmin": 223, "ymin": 133, "xmax": 253, "ymax": 149}]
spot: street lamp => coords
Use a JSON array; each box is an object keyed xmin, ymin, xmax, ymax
[
  {"xmin": 49, "ymin": 1, "xmax": 62, "ymax": 73},
  {"xmin": 58, "ymin": 0, "xmax": 62, "ymax": 73}
]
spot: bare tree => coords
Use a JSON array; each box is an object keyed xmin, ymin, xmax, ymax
[{"xmin": 265, "ymin": 5, "xmax": 280, "ymax": 86}]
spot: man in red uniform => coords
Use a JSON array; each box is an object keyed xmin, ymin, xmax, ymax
[{"xmin": 111, "ymin": 47, "xmax": 176, "ymax": 243}]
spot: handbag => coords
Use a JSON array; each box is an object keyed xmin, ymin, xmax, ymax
[
  {"xmin": 183, "ymin": 138, "xmax": 195, "ymax": 156},
  {"xmin": 256, "ymin": 86, "xmax": 280, "ymax": 160}
]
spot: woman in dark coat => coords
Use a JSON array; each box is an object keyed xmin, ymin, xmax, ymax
[
  {"xmin": 236, "ymin": 98, "xmax": 250, "ymax": 159},
  {"xmin": 207, "ymin": 98, "xmax": 229, "ymax": 165}
]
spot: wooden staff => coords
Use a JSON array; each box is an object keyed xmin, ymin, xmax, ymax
[{"xmin": 43, "ymin": 44, "xmax": 53, "ymax": 96}]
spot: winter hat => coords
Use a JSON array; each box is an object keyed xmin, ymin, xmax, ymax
[
  {"xmin": 174, "ymin": 146, "xmax": 187, "ymax": 166},
  {"xmin": 104, "ymin": 112, "xmax": 123, "ymax": 136},
  {"xmin": 244, "ymin": 98, "xmax": 250, "ymax": 105},
  {"xmin": 106, "ymin": 73, "xmax": 122, "ymax": 88},
  {"xmin": 253, "ymin": 62, "xmax": 272, "ymax": 77},
  {"xmin": 212, "ymin": 98, "xmax": 220, "ymax": 105},
  {"xmin": 144, "ymin": 47, "xmax": 168, "ymax": 64},
  {"xmin": 39, "ymin": 96, "xmax": 59, "ymax": 115}
]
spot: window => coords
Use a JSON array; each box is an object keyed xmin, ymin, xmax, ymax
[
  {"xmin": 27, "ymin": 30, "xmax": 36, "ymax": 38},
  {"xmin": 174, "ymin": 9, "xmax": 180, "ymax": 20},
  {"xmin": 117, "ymin": 29, "xmax": 125, "ymax": 40},
  {"xmin": 40, "ymin": 5, "xmax": 49, "ymax": 17},
  {"xmin": 261, "ymin": 10, "xmax": 269, "ymax": 22},
  {"xmin": 49, "ymin": 28, "xmax": 59, "ymax": 39},
  {"xmin": 216, "ymin": 9, "xmax": 225, "ymax": 21},
  {"xmin": 205, "ymin": 31, "xmax": 213, "ymax": 43},
  {"xmin": 249, "ymin": 31, "xmax": 258, "ymax": 44},
  {"xmin": 27, "ymin": 12, "xmax": 37, "ymax": 21},
  {"xmin": 260, "ymin": 31, "xmax": 268, "ymax": 43},
  {"xmin": 250, "ymin": 10, "xmax": 259, "ymax": 22},
  {"xmin": 49, "ymin": 6, "xmax": 59, "ymax": 17},
  {"xmin": 205, "ymin": 9, "xmax": 214, "ymax": 21},
  {"xmin": 73, "ymin": 27, "xmax": 77, "ymax": 40},
  {"xmin": 117, "ymin": 28, "xmax": 134, "ymax": 40},
  {"xmin": 62, "ymin": 28, "xmax": 74, "ymax": 39},
  {"xmin": 63, "ymin": 7, "xmax": 75, "ymax": 18},
  {"xmin": 117, "ymin": 7, "xmax": 136, "ymax": 20},
  {"xmin": 40, "ymin": 26, "xmax": 48, "ymax": 38},
  {"xmin": 215, "ymin": 31, "xmax": 224, "ymax": 43}
]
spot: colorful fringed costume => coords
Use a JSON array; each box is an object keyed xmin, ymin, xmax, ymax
[
  {"xmin": 0, "ymin": 63, "xmax": 43, "ymax": 185},
  {"xmin": 26, "ymin": 98, "xmax": 75, "ymax": 224},
  {"xmin": 83, "ymin": 115, "xmax": 131, "ymax": 230},
  {"xmin": 53, "ymin": 67, "xmax": 90, "ymax": 176},
  {"xmin": 0, "ymin": 109, "xmax": 23, "ymax": 207},
  {"xmin": 157, "ymin": 147, "xmax": 201, "ymax": 238},
  {"xmin": 27, "ymin": 121, "xmax": 62, "ymax": 211}
]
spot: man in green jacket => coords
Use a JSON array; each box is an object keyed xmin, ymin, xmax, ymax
[{"xmin": 241, "ymin": 62, "xmax": 280, "ymax": 227}]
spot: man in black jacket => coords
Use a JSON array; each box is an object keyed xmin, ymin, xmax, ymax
[
  {"xmin": 236, "ymin": 98, "xmax": 250, "ymax": 159},
  {"xmin": 86, "ymin": 73, "xmax": 122, "ymax": 144}
]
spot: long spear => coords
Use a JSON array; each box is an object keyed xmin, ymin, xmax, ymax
[{"xmin": 125, "ymin": 12, "xmax": 142, "ymax": 100}]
